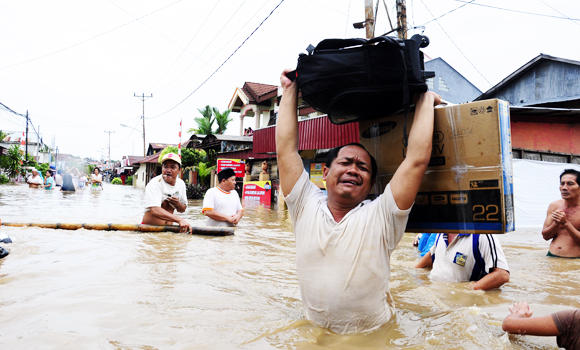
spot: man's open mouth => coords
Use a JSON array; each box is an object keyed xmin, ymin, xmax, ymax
[{"xmin": 340, "ymin": 179, "xmax": 361, "ymax": 186}]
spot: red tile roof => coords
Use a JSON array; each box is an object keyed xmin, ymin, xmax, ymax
[{"xmin": 242, "ymin": 82, "xmax": 278, "ymax": 104}]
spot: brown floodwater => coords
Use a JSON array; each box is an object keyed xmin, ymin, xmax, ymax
[{"xmin": 0, "ymin": 183, "xmax": 578, "ymax": 349}]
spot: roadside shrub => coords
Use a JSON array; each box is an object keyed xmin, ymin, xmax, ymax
[
  {"xmin": 186, "ymin": 184, "xmax": 208, "ymax": 199},
  {"xmin": 126, "ymin": 176, "xmax": 133, "ymax": 185},
  {"xmin": 0, "ymin": 174, "xmax": 9, "ymax": 184},
  {"xmin": 111, "ymin": 177, "xmax": 122, "ymax": 185}
]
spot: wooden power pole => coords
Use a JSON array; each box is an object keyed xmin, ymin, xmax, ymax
[
  {"xmin": 396, "ymin": 0, "xmax": 407, "ymax": 39},
  {"xmin": 133, "ymin": 93, "xmax": 153, "ymax": 156},
  {"xmin": 364, "ymin": 0, "xmax": 375, "ymax": 39}
]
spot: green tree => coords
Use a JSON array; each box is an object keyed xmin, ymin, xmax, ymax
[
  {"xmin": 37, "ymin": 163, "xmax": 50, "ymax": 175},
  {"xmin": 189, "ymin": 105, "xmax": 214, "ymax": 135},
  {"xmin": 0, "ymin": 130, "xmax": 8, "ymax": 142},
  {"xmin": 158, "ymin": 146, "xmax": 179, "ymax": 164},
  {"xmin": 213, "ymin": 108, "xmax": 232, "ymax": 134},
  {"xmin": 196, "ymin": 161, "xmax": 215, "ymax": 187},
  {"xmin": 2, "ymin": 145, "xmax": 23, "ymax": 179},
  {"xmin": 181, "ymin": 148, "xmax": 207, "ymax": 167}
]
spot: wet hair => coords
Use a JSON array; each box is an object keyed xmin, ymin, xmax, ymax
[
  {"xmin": 560, "ymin": 169, "xmax": 580, "ymax": 184},
  {"xmin": 218, "ymin": 168, "xmax": 236, "ymax": 183},
  {"xmin": 325, "ymin": 143, "xmax": 378, "ymax": 183}
]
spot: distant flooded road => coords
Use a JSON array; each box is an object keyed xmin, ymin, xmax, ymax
[{"xmin": 0, "ymin": 183, "xmax": 578, "ymax": 349}]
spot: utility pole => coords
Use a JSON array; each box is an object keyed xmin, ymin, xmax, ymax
[
  {"xmin": 396, "ymin": 0, "xmax": 407, "ymax": 39},
  {"xmin": 25, "ymin": 110, "xmax": 29, "ymax": 164},
  {"xmin": 364, "ymin": 0, "xmax": 375, "ymax": 39},
  {"xmin": 104, "ymin": 130, "xmax": 114, "ymax": 168},
  {"xmin": 133, "ymin": 93, "xmax": 153, "ymax": 157}
]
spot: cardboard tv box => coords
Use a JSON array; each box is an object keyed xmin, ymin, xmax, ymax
[{"xmin": 359, "ymin": 99, "xmax": 514, "ymax": 234}]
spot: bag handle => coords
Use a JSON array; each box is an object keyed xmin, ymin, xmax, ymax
[
  {"xmin": 313, "ymin": 38, "xmax": 368, "ymax": 52},
  {"xmin": 367, "ymin": 35, "xmax": 402, "ymax": 47}
]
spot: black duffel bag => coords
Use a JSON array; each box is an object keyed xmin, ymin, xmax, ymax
[{"xmin": 293, "ymin": 34, "xmax": 435, "ymax": 124}]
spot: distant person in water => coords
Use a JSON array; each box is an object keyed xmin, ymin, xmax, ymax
[
  {"xmin": 26, "ymin": 169, "xmax": 43, "ymax": 189},
  {"xmin": 90, "ymin": 167, "xmax": 103, "ymax": 190},
  {"xmin": 61, "ymin": 170, "xmax": 75, "ymax": 191},
  {"xmin": 44, "ymin": 170, "xmax": 55, "ymax": 190},
  {"xmin": 542, "ymin": 169, "xmax": 580, "ymax": 258},
  {"xmin": 502, "ymin": 301, "xmax": 580, "ymax": 350},
  {"xmin": 202, "ymin": 168, "xmax": 243, "ymax": 227},
  {"xmin": 141, "ymin": 153, "xmax": 191, "ymax": 233},
  {"xmin": 54, "ymin": 170, "xmax": 63, "ymax": 188},
  {"xmin": 78, "ymin": 172, "xmax": 87, "ymax": 190}
]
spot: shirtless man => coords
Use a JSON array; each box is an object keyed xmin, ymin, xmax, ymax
[{"xmin": 541, "ymin": 169, "xmax": 580, "ymax": 258}]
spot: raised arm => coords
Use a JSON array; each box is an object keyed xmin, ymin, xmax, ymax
[
  {"xmin": 276, "ymin": 70, "xmax": 304, "ymax": 196},
  {"xmin": 389, "ymin": 92, "xmax": 441, "ymax": 210}
]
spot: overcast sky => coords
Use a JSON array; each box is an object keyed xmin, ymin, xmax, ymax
[{"xmin": 1, "ymin": 0, "xmax": 578, "ymax": 161}]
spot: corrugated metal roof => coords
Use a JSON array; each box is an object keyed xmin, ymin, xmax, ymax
[
  {"xmin": 216, "ymin": 149, "xmax": 273, "ymax": 160},
  {"xmin": 253, "ymin": 115, "xmax": 359, "ymax": 154}
]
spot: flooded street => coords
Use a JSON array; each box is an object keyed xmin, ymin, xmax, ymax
[{"xmin": 0, "ymin": 183, "xmax": 578, "ymax": 349}]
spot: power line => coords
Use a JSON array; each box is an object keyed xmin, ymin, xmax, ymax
[
  {"xmin": 419, "ymin": 0, "xmax": 491, "ymax": 85},
  {"xmin": 452, "ymin": 0, "xmax": 580, "ymax": 21},
  {"xmin": 148, "ymin": 0, "xmax": 286, "ymax": 120},
  {"xmin": 536, "ymin": 0, "xmax": 580, "ymax": 26},
  {"xmin": 0, "ymin": 100, "xmax": 49, "ymax": 150},
  {"xmin": 419, "ymin": 0, "xmax": 475, "ymax": 26},
  {"xmin": 0, "ymin": 101, "xmax": 26, "ymax": 117},
  {"xmin": 0, "ymin": 0, "xmax": 186, "ymax": 72}
]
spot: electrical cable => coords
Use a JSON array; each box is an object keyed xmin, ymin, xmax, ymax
[
  {"xmin": 452, "ymin": 0, "xmax": 580, "ymax": 22},
  {"xmin": 419, "ymin": 0, "xmax": 491, "ymax": 85},
  {"xmin": 0, "ymin": 0, "xmax": 187, "ymax": 72},
  {"xmin": 419, "ymin": 0, "xmax": 475, "ymax": 26},
  {"xmin": 536, "ymin": 0, "xmax": 580, "ymax": 26},
  {"xmin": 148, "ymin": 0, "xmax": 286, "ymax": 120}
]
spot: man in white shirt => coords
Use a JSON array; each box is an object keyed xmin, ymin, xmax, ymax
[
  {"xmin": 415, "ymin": 233, "xmax": 510, "ymax": 290},
  {"xmin": 141, "ymin": 153, "xmax": 191, "ymax": 233},
  {"xmin": 276, "ymin": 69, "xmax": 441, "ymax": 334},
  {"xmin": 202, "ymin": 168, "xmax": 243, "ymax": 227}
]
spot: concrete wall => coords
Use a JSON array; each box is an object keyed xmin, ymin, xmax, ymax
[{"xmin": 511, "ymin": 120, "xmax": 580, "ymax": 155}]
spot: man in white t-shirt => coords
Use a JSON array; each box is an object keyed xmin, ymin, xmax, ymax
[
  {"xmin": 141, "ymin": 153, "xmax": 191, "ymax": 233},
  {"xmin": 276, "ymin": 69, "xmax": 441, "ymax": 334},
  {"xmin": 202, "ymin": 168, "xmax": 243, "ymax": 227},
  {"xmin": 415, "ymin": 233, "xmax": 510, "ymax": 290}
]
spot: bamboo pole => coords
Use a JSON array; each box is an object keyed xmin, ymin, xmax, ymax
[{"xmin": 0, "ymin": 221, "xmax": 234, "ymax": 236}]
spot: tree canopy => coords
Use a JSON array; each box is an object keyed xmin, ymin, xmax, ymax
[{"xmin": 188, "ymin": 105, "xmax": 232, "ymax": 135}]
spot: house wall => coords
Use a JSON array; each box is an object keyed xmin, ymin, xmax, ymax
[
  {"xmin": 134, "ymin": 164, "xmax": 147, "ymax": 189},
  {"xmin": 494, "ymin": 61, "xmax": 580, "ymax": 106},
  {"xmin": 511, "ymin": 120, "xmax": 580, "ymax": 155},
  {"xmin": 425, "ymin": 58, "xmax": 481, "ymax": 103}
]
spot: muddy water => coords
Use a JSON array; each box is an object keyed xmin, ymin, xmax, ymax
[{"xmin": 0, "ymin": 183, "xmax": 578, "ymax": 349}]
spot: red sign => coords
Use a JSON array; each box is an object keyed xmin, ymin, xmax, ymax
[
  {"xmin": 242, "ymin": 181, "xmax": 272, "ymax": 206},
  {"xmin": 217, "ymin": 158, "xmax": 245, "ymax": 177}
]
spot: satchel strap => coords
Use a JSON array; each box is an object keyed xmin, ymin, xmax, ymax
[{"xmin": 313, "ymin": 38, "xmax": 367, "ymax": 53}]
